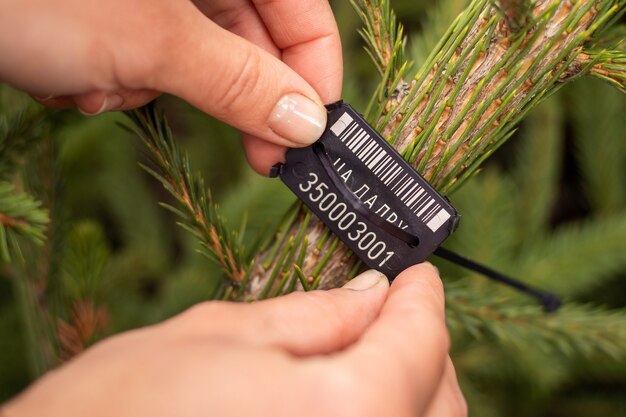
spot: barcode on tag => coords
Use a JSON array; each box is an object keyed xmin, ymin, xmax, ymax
[
  {"xmin": 330, "ymin": 113, "xmax": 451, "ymax": 232},
  {"xmin": 276, "ymin": 101, "xmax": 459, "ymax": 278}
]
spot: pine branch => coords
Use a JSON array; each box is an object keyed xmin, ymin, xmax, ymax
[
  {"xmin": 382, "ymin": 0, "xmax": 625, "ymax": 193},
  {"xmin": 514, "ymin": 212, "xmax": 626, "ymax": 297},
  {"xmin": 350, "ymin": 0, "xmax": 407, "ymax": 77},
  {"xmin": 59, "ymin": 221, "xmax": 110, "ymax": 301},
  {"xmin": 446, "ymin": 284, "xmax": 626, "ymax": 358},
  {"xmin": 55, "ymin": 221, "xmax": 111, "ymax": 361},
  {"xmin": 244, "ymin": 0, "xmax": 626, "ymax": 298},
  {"xmin": 350, "ymin": 0, "xmax": 411, "ymax": 121},
  {"xmin": 124, "ymin": 104, "xmax": 247, "ymax": 287},
  {"xmin": 0, "ymin": 181, "xmax": 49, "ymax": 263}
]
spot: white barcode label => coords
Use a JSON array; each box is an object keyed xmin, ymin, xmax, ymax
[
  {"xmin": 330, "ymin": 112, "xmax": 354, "ymax": 137},
  {"xmin": 426, "ymin": 209, "xmax": 452, "ymax": 232},
  {"xmin": 330, "ymin": 112, "xmax": 450, "ymax": 232}
]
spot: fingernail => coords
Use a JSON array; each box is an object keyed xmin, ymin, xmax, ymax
[
  {"xmin": 424, "ymin": 261, "xmax": 440, "ymax": 275},
  {"xmin": 33, "ymin": 94, "xmax": 56, "ymax": 101},
  {"xmin": 268, "ymin": 93, "xmax": 327, "ymax": 145},
  {"xmin": 343, "ymin": 270, "xmax": 388, "ymax": 291},
  {"xmin": 79, "ymin": 94, "xmax": 124, "ymax": 116}
]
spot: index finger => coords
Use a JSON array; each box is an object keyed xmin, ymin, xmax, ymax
[
  {"xmin": 338, "ymin": 263, "xmax": 450, "ymax": 413},
  {"xmin": 252, "ymin": 0, "xmax": 343, "ymax": 102}
]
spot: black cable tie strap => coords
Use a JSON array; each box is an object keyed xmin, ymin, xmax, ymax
[
  {"xmin": 273, "ymin": 101, "xmax": 561, "ymax": 311},
  {"xmin": 433, "ymin": 248, "xmax": 561, "ymax": 312}
]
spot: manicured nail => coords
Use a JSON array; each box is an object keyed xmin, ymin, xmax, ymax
[
  {"xmin": 79, "ymin": 94, "xmax": 124, "ymax": 116},
  {"xmin": 343, "ymin": 270, "xmax": 388, "ymax": 291},
  {"xmin": 268, "ymin": 93, "xmax": 327, "ymax": 145}
]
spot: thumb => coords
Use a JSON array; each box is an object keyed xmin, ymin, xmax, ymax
[
  {"xmin": 157, "ymin": 17, "xmax": 328, "ymax": 148},
  {"xmin": 165, "ymin": 270, "xmax": 388, "ymax": 356},
  {"xmin": 249, "ymin": 270, "xmax": 390, "ymax": 356}
]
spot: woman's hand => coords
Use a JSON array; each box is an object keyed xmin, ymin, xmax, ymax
[
  {"xmin": 2, "ymin": 264, "xmax": 466, "ymax": 417},
  {"xmin": 0, "ymin": 0, "xmax": 343, "ymax": 174}
]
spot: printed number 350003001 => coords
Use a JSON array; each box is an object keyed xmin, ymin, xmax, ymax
[{"xmin": 298, "ymin": 172, "xmax": 395, "ymax": 268}]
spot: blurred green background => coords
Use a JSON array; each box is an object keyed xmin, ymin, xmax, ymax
[{"xmin": 1, "ymin": 1, "xmax": 625, "ymax": 416}]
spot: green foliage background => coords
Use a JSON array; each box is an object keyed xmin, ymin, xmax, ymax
[{"xmin": 1, "ymin": 1, "xmax": 625, "ymax": 415}]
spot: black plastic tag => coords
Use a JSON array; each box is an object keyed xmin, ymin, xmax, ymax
[{"xmin": 271, "ymin": 102, "xmax": 459, "ymax": 279}]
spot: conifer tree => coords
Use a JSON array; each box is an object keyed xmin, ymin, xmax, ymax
[{"xmin": 2, "ymin": 0, "xmax": 626, "ymax": 413}]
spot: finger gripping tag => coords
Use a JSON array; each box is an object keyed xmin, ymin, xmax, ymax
[{"xmin": 272, "ymin": 102, "xmax": 459, "ymax": 279}]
